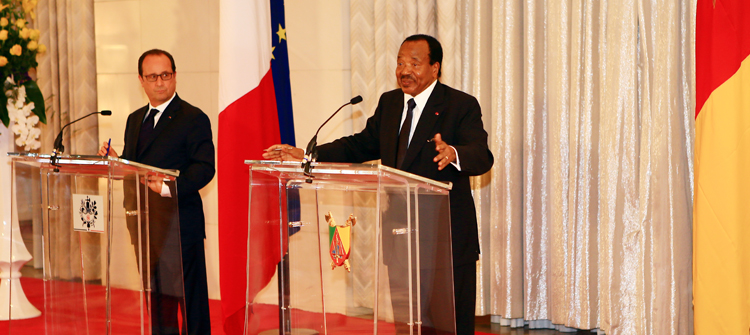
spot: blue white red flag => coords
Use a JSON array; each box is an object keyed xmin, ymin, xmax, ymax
[{"xmin": 218, "ymin": 1, "xmax": 295, "ymax": 333}]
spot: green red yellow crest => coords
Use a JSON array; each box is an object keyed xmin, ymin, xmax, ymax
[{"xmin": 326, "ymin": 212, "xmax": 357, "ymax": 272}]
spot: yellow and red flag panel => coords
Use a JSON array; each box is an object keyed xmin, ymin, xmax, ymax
[{"xmin": 695, "ymin": 0, "xmax": 750, "ymax": 333}]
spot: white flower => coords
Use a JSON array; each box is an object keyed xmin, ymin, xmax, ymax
[
  {"xmin": 29, "ymin": 127, "xmax": 41, "ymax": 139},
  {"xmin": 17, "ymin": 124, "xmax": 28, "ymax": 137},
  {"xmin": 6, "ymin": 84, "xmax": 43, "ymax": 152},
  {"xmin": 21, "ymin": 102, "xmax": 34, "ymax": 116},
  {"xmin": 10, "ymin": 109, "xmax": 24, "ymax": 124},
  {"xmin": 26, "ymin": 114, "xmax": 39, "ymax": 126},
  {"xmin": 11, "ymin": 123, "xmax": 24, "ymax": 135},
  {"xmin": 17, "ymin": 85, "xmax": 25, "ymax": 100}
]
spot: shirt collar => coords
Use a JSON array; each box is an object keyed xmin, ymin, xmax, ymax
[
  {"xmin": 148, "ymin": 92, "xmax": 177, "ymax": 113},
  {"xmin": 404, "ymin": 79, "xmax": 438, "ymax": 111}
]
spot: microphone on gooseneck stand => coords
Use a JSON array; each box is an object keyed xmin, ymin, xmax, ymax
[
  {"xmin": 51, "ymin": 110, "xmax": 113, "ymax": 171},
  {"xmin": 302, "ymin": 96, "xmax": 363, "ymax": 182}
]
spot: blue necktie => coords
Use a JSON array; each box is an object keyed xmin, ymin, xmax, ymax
[
  {"xmin": 396, "ymin": 99, "xmax": 416, "ymax": 169},
  {"xmin": 137, "ymin": 108, "xmax": 159, "ymax": 153}
]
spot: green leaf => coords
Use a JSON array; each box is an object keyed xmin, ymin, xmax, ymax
[
  {"xmin": 23, "ymin": 79, "xmax": 45, "ymax": 124},
  {"xmin": 0, "ymin": 92, "xmax": 7, "ymax": 128}
]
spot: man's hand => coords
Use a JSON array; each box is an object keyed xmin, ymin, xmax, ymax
[
  {"xmin": 432, "ymin": 133, "xmax": 456, "ymax": 171},
  {"xmin": 97, "ymin": 141, "xmax": 119, "ymax": 158},
  {"xmin": 262, "ymin": 144, "xmax": 304, "ymax": 162},
  {"xmin": 146, "ymin": 177, "xmax": 163, "ymax": 194}
]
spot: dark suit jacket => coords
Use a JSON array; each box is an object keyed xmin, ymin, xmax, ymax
[
  {"xmin": 317, "ymin": 82, "xmax": 493, "ymax": 265},
  {"xmin": 121, "ymin": 94, "xmax": 216, "ymax": 245}
]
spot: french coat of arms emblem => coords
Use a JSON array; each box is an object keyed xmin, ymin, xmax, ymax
[{"xmin": 79, "ymin": 196, "xmax": 98, "ymax": 230}]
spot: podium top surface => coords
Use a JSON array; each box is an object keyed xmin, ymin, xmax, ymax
[
  {"xmin": 8, "ymin": 153, "xmax": 180, "ymax": 179},
  {"xmin": 245, "ymin": 160, "xmax": 452, "ymax": 192}
]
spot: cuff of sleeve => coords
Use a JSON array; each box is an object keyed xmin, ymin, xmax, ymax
[
  {"xmin": 160, "ymin": 180, "xmax": 172, "ymax": 198},
  {"xmin": 449, "ymin": 145, "xmax": 461, "ymax": 171}
]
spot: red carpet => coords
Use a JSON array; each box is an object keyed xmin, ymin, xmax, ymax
[
  {"xmin": 1, "ymin": 277, "xmax": 491, "ymax": 334},
  {"xmin": 0, "ymin": 277, "xmax": 224, "ymax": 335}
]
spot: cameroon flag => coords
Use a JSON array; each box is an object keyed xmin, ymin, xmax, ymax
[{"xmin": 694, "ymin": 0, "xmax": 750, "ymax": 333}]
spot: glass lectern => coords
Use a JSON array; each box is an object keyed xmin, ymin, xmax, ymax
[
  {"xmin": 4, "ymin": 153, "xmax": 185, "ymax": 335},
  {"xmin": 245, "ymin": 161, "xmax": 456, "ymax": 335}
]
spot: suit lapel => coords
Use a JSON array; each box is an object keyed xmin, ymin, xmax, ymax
[
  {"xmin": 137, "ymin": 95, "xmax": 180, "ymax": 158},
  {"xmin": 400, "ymin": 82, "xmax": 446, "ymax": 171},
  {"xmin": 126, "ymin": 105, "xmax": 149, "ymax": 159}
]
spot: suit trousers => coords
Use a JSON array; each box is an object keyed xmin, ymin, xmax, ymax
[
  {"xmin": 182, "ymin": 239, "xmax": 211, "ymax": 335},
  {"xmin": 453, "ymin": 261, "xmax": 477, "ymax": 335},
  {"xmin": 126, "ymin": 190, "xmax": 211, "ymax": 334}
]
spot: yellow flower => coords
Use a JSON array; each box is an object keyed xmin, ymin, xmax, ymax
[
  {"xmin": 10, "ymin": 44, "xmax": 22, "ymax": 56},
  {"xmin": 37, "ymin": 44, "xmax": 45, "ymax": 54},
  {"xmin": 30, "ymin": 29, "xmax": 39, "ymax": 41},
  {"xmin": 15, "ymin": 19, "xmax": 25, "ymax": 29},
  {"xmin": 22, "ymin": 0, "xmax": 37, "ymax": 14},
  {"xmin": 27, "ymin": 40, "xmax": 37, "ymax": 51},
  {"xmin": 0, "ymin": 57, "xmax": 7, "ymax": 67},
  {"xmin": 0, "ymin": 5, "xmax": 7, "ymax": 12},
  {"xmin": 0, "ymin": 30, "xmax": 7, "ymax": 41},
  {"xmin": 0, "ymin": 18, "xmax": 7, "ymax": 28},
  {"xmin": 19, "ymin": 27, "xmax": 30, "ymax": 39}
]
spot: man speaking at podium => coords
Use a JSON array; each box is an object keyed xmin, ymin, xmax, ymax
[
  {"xmin": 98, "ymin": 49, "xmax": 215, "ymax": 334},
  {"xmin": 263, "ymin": 34, "xmax": 493, "ymax": 335}
]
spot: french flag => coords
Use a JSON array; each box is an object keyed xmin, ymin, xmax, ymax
[{"xmin": 218, "ymin": 1, "xmax": 295, "ymax": 333}]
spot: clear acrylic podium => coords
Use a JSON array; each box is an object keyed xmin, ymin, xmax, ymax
[
  {"xmin": 5, "ymin": 153, "xmax": 186, "ymax": 335},
  {"xmin": 245, "ymin": 161, "xmax": 456, "ymax": 335}
]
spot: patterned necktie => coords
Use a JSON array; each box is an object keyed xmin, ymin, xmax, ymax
[
  {"xmin": 396, "ymin": 99, "xmax": 417, "ymax": 169},
  {"xmin": 137, "ymin": 108, "xmax": 159, "ymax": 153}
]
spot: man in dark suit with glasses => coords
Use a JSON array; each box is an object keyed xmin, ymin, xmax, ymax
[{"xmin": 99, "ymin": 49, "xmax": 215, "ymax": 335}]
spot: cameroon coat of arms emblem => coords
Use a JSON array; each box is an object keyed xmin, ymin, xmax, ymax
[{"xmin": 326, "ymin": 212, "xmax": 357, "ymax": 272}]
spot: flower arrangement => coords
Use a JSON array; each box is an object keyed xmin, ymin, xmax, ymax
[{"xmin": 0, "ymin": 0, "xmax": 46, "ymax": 151}]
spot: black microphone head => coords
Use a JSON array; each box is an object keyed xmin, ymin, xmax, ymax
[
  {"xmin": 100, "ymin": 110, "xmax": 112, "ymax": 116},
  {"xmin": 305, "ymin": 135, "xmax": 318, "ymax": 155},
  {"xmin": 53, "ymin": 131, "xmax": 64, "ymax": 154},
  {"xmin": 350, "ymin": 96, "xmax": 363, "ymax": 105}
]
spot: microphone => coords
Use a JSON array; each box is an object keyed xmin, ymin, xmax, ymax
[
  {"xmin": 51, "ymin": 110, "xmax": 112, "ymax": 169},
  {"xmin": 302, "ymin": 96, "xmax": 363, "ymax": 180}
]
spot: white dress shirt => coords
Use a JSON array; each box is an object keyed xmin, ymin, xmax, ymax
[{"xmin": 400, "ymin": 80, "xmax": 461, "ymax": 170}]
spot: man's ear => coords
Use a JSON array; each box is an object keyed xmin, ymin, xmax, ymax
[{"xmin": 432, "ymin": 62, "xmax": 440, "ymax": 79}]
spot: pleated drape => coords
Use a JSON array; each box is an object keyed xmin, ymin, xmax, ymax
[
  {"xmin": 35, "ymin": 0, "xmax": 100, "ymax": 281},
  {"xmin": 349, "ymin": 1, "xmax": 694, "ymax": 334}
]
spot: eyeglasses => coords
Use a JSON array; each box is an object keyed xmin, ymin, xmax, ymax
[{"xmin": 143, "ymin": 72, "xmax": 174, "ymax": 82}]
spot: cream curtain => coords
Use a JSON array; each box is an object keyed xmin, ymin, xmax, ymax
[
  {"xmin": 37, "ymin": 0, "xmax": 99, "ymax": 154},
  {"xmin": 35, "ymin": 0, "xmax": 100, "ymax": 280},
  {"xmin": 350, "ymin": 1, "xmax": 694, "ymax": 334}
]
